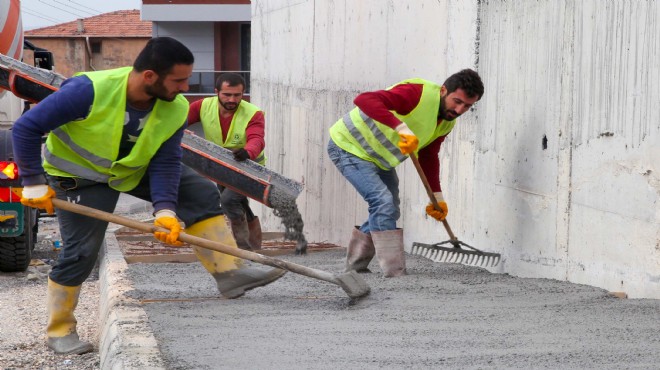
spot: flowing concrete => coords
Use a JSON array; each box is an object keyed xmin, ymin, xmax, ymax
[{"xmin": 111, "ymin": 247, "xmax": 659, "ymax": 369}]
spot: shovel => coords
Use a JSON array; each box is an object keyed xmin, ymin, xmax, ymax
[
  {"xmin": 408, "ymin": 153, "xmax": 501, "ymax": 268},
  {"xmin": 51, "ymin": 198, "xmax": 370, "ymax": 299}
]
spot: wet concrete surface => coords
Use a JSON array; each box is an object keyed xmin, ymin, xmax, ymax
[{"xmin": 119, "ymin": 248, "xmax": 660, "ymax": 369}]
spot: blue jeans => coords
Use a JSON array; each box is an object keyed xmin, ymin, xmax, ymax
[{"xmin": 327, "ymin": 140, "xmax": 400, "ymax": 233}]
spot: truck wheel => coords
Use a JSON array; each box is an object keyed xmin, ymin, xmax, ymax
[{"xmin": 0, "ymin": 206, "xmax": 38, "ymax": 272}]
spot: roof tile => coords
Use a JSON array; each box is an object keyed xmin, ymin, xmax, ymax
[{"xmin": 25, "ymin": 10, "xmax": 151, "ymax": 37}]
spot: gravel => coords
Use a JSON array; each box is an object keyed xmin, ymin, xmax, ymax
[{"xmin": 0, "ymin": 217, "xmax": 101, "ymax": 369}]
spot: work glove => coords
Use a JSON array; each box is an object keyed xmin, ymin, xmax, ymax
[
  {"xmin": 153, "ymin": 210, "xmax": 184, "ymax": 247},
  {"xmin": 395, "ymin": 123, "xmax": 418, "ymax": 155},
  {"xmin": 21, "ymin": 184, "xmax": 56, "ymax": 215},
  {"xmin": 425, "ymin": 192, "xmax": 448, "ymax": 221},
  {"xmin": 232, "ymin": 148, "xmax": 250, "ymax": 161}
]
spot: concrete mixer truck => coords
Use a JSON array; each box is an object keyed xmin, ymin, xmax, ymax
[{"xmin": 0, "ymin": 0, "xmax": 62, "ymax": 271}]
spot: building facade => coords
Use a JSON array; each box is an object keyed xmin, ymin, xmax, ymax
[
  {"xmin": 142, "ymin": 0, "xmax": 252, "ymax": 100},
  {"xmin": 24, "ymin": 10, "xmax": 151, "ymax": 78}
]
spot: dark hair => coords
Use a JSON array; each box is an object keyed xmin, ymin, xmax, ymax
[
  {"xmin": 443, "ymin": 69, "xmax": 484, "ymax": 100},
  {"xmin": 133, "ymin": 37, "xmax": 194, "ymax": 76},
  {"xmin": 215, "ymin": 73, "xmax": 245, "ymax": 90}
]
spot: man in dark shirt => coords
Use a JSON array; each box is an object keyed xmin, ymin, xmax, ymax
[{"xmin": 13, "ymin": 37, "xmax": 285, "ymax": 356}]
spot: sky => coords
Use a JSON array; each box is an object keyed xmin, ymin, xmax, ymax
[{"xmin": 21, "ymin": 0, "xmax": 143, "ymax": 30}]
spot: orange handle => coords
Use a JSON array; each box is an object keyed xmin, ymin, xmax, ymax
[{"xmin": 408, "ymin": 153, "xmax": 458, "ymax": 241}]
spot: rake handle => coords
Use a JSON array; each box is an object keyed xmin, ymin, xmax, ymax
[{"xmin": 408, "ymin": 153, "xmax": 458, "ymax": 242}]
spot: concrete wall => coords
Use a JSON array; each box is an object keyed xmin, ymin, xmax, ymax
[
  {"xmin": 251, "ymin": 0, "xmax": 660, "ymax": 299},
  {"xmin": 471, "ymin": 0, "xmax": 660, "ymax": 299}
]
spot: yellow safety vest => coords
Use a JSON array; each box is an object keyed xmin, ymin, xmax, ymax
[
  {"xmin": 43, "ymin": 67, "xmax": 188, "ymax": 191},
  {"xmin": 329, "ymin": 78, "xmax": 456, "ymax": 170},
  {"xmin": 199, "ymin": 97, "xmax": 266, "ymax": 165}
]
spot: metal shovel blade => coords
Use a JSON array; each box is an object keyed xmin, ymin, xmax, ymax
[{"xmin": 411, "ymin": 241, "xmax": 501, "ymax": 268}]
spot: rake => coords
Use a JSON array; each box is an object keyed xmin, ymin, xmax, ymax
[{"xmin": 408, "ymin": 153, "xmax": 501, "ymax": 268}]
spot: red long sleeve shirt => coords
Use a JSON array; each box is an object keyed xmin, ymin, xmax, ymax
[
  {"xmin": 188, "ymin": 99, "xmax": 266, "ymax": 160},
  {"xmin": 353, "ymin": 83, "xmax": 445, "ymax": 192}
]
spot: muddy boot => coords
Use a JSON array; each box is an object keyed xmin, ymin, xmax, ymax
[
  {"xmin": 187, "ymin": 215, "xmax": 286, "ymax": 298},
  {"xmin": 345, "ymin": 226, "xmax": 375, "ymax": 273},
  {"xmin": 229, "ymin": 215, "xmax": 254, "ymax": 251},
  {"xmin": 371, "ymin": 229, "xmax": 407, "ymax": 277},
  {"xmin": 213, "ymin": 267, "xmax": 286, "ymax": 298},
  {"xmin": 247, "ymin": 216, "xmax": 263, "ymax": 251},
  {"xmin": 46, "ymin": 278, "xmax": 94, "ymax": 355}
]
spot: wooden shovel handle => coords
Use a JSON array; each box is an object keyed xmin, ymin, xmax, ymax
[
  {"xmin": 50, "ymin": 198, "xmax": 340, "ymax": 284},
  {"xmin": 408, "ymin": 153, "xmax": 458, "ymax": 241}
]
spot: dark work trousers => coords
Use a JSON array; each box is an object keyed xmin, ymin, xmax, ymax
[
  {"xmin": 48, "ymin": 165, "xmax": 222, "ymax": 286},
  {"xmin": 218, "ymin": 185, "xmax": 255, "ymax": 222}
]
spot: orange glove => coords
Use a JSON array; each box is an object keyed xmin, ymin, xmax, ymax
[
  {"xmin": 21, "ymin": 185, "xmax": 56, "ymax": 214},
  {"xmin": 395, "ymin": 123, "xmax": 418, "ymax": 155},
  {"xmin": 153, "ymin": 210, "xmax": 184, "ymax": 247},
  {"xmin": 425, "ymin": 192, "xmax": 448, "ymax": 221}
]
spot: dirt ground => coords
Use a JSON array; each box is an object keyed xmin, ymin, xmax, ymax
[
  {"xmin": 121, "ymin": 246, "xmax": 660, "ymax": 369},
  {"xmin": 0, "ymin": 216, "xmax": 100, "ymax": 370}
]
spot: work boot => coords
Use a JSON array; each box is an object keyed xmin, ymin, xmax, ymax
[
  {"xmin": 214, "ymin": 267, "xmax": 286, "ymax": 298},
  {"xmin": 46, "ymin": 278, "xmax": 94, "ymax": 355},
  {"xmin": 247, "ymin": 216, "xmax": 263, "ymax": 251},
  {"xmin": 187, "ymin": 215, "xmax": 286, "ymax": 298},
  {"xmin": 371, "ymin": 229, "xmax": 407, "ymax": 277},
  {"xmin": 229, "ymin": 215, "xmax": 254, "ymax": 251},
  {"xmin": 345, "ymin": 226, "xmax": 375, "ymax": 273}
]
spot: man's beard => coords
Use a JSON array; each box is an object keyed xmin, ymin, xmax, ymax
[
  {"xmin": 439, "ymin": 95, "xmax": 459, "ymax": 121},
  {"xmin": 220, "ymin": 100, "xmax": 239, "ymax": 111},
  {"xmin": 145, "ymin": 79, "xmax": 177, "ymax": 102}
]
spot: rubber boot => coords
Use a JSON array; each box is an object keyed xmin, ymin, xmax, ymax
[
  {"xmin": 186, "ymin": 215, "xmax": 286, "ymax": 298},
  {"xmin": 229, "ymin": 215, "xmax": 254, "ymax": 251},
  {"xmin": 247, "ymin": 216, "xmax": 263, "ymax": 250},
  {"xmin": 345, "ymin": 226, "xmax": 375, "ymax": 273},
  {"xmin": 46, "ymin": 278, "xmax": 94, "ymax": 355},
  {"xmin": 371, "ymin": 229, "xmax": 407, "ymax": 277}
]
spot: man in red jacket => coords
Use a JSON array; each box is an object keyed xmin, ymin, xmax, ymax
[
  {"xmin": 188, "ymin": 73, "xmax": 265, "ymax": 250},
  {"xmin": 328, "ymin": 69, "xmax": 484, "ymax": 277}
]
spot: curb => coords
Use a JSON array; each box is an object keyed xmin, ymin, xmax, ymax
[{"xmin": 98, "ymin": 229, "xmax": 166, "ymax": 370}]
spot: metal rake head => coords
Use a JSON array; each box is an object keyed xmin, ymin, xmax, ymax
[{"xmin": 411, "ymin": 241, "xmax": 501, "ymax": 268}]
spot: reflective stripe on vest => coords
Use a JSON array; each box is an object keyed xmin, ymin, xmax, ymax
[
  {"xmin": 42, "ymin": 67, "xmax": 188, "ymax": 191},
  {"xmin": 199, "ymin": 97, "xmax": 266, "ymax": 165},
  {"xmin": 44, "ymin": 127, "xmax": 112, "ymax": 182},
  {"xmin": 341, "ymin": 109, "xmax": 406, "ymax": 169}
]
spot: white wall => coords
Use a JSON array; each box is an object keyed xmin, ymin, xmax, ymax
[
  {"xmin": 251, "ymin": 0, "xmax": 660, "ymax": 299},
  {"xmin": 0, "ymin": 92, "xmax": 23, "ymax": 128},
  {"xmin": 474, "ymin": 0, "xmax": 659, "ymax": 299},
  {"xmin": 151, "ymin": 22, "xmax": 215, "ymax": 70}
]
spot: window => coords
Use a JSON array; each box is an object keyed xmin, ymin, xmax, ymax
[{"xmin": 91, "ymin": 41, "xmax": 101, "ymax": 54}]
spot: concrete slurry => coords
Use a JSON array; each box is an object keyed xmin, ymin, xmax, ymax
[{"xmin": 108, "ymin": 244, "xmax": 660, "ymax": 369}]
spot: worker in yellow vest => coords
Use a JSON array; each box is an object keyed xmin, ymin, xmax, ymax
[
  {"xmin": 327, "ymin": 69, "xmax": 484, "ymax": 277},
  {"xmin": 13, "ymin": 38, "xmax": 285, "ymax": 355},
  {"xmin": 188, "ymin": 73, "xmax": 266, "ymax": 251}
]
